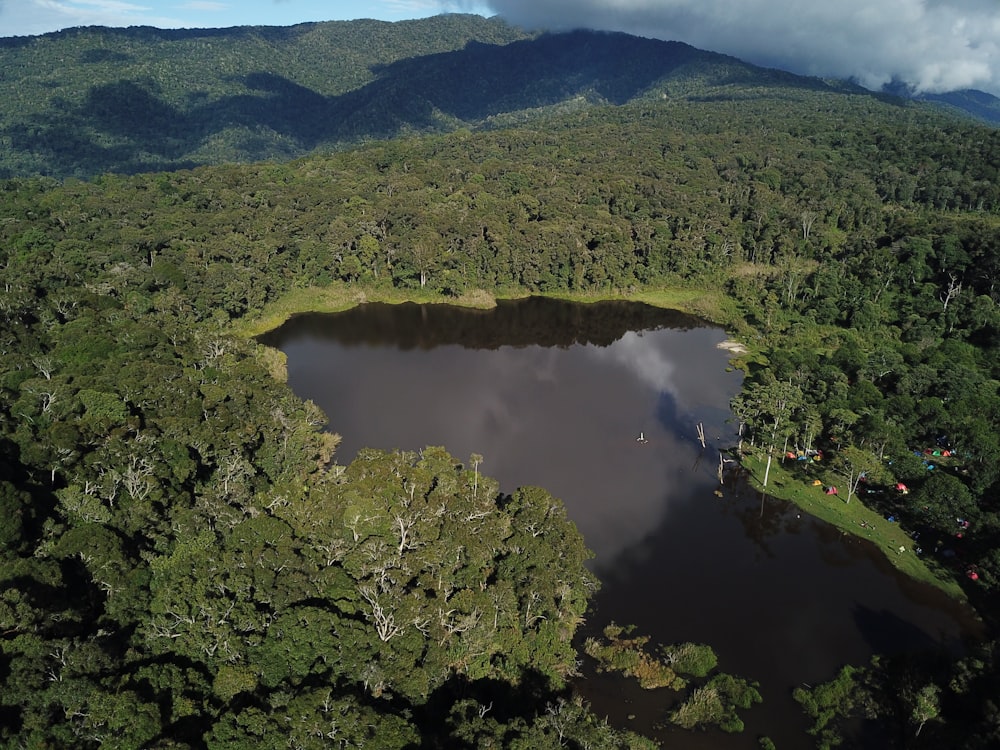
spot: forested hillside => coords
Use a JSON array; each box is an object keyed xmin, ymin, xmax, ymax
[
  {"xmin": 911, "ymin": 89, "xmax": 1000, "ymax": 124},
  {"xmin": 0, "ymin": 14, "xmax": 532, "ymax": 178},
  {"xmin": 0, "ymin": 13, "xmax": 958, "ymax": 181},
  {"xmin": 1, "ymin": 21, "xmax": 1000, "ymax": 747}
]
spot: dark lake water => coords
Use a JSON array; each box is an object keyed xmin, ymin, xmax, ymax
[{"xmin": 259, "ymin": 297, "xmax": 983, "ymax": 749}]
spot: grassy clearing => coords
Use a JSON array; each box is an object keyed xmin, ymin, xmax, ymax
[
  {"xmin": 639, "ymin": 288, "xmax": 748, "ymax": 331},
  {"xmin": 740, "ymin": 449, "xmax": 967, "ymax": 600}
]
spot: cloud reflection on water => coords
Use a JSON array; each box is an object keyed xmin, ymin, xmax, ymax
[{"xmin": 286, "ymin": 321, "xmax": 741, "ymax": 569}]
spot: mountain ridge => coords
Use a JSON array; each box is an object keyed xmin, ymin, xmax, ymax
[{"xmin": 0, "ymin": 14, "xmax": 992, "ymax": 180}]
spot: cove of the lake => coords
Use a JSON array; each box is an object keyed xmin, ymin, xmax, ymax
[{"xmin": 258, "ymin": 297, "xmax": 983, "ymax": 749}]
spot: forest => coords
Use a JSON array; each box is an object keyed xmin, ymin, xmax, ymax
[
  {"xmin": 2, "ymin": 14, "xmax": 996, "ymax": 181},
  {"xmin": 1, "ymin": 15, "xmax": 1000, "ymax": 750}
]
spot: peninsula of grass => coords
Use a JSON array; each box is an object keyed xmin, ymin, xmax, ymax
[{"xmin": 739, "ymin": 449, "xmax": 967, "ymax": 601}]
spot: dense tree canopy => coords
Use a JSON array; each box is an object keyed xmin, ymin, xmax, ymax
[
  {"xmin": 3, "ymin": 14, "xmax": 996, "ymax": 181},
  {"xmin": 0, "ymin": 55, "xmax": 999, "ymax": 746}
]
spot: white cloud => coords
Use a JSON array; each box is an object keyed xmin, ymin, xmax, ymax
[
  {"xmin": 483, "ymin": 0, "xmax": 1000, "ymax": 95},
  {"xmin": 387, "ymin": 0, "xmax": 491, "ymax": 18},
  {"xmin": 588, "ymin": 331, "xmax": 677, "ymax": 396}
]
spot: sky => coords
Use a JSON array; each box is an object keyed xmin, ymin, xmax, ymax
[
  {"xmin": 1, "ymin": 0, "xmax": 998, "ymax": 96},
  {"xmin": 0, "ymin": 1, "xmax": 489, "ymax": 36}
]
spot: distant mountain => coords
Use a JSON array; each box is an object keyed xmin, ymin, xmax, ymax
[
  {"xmin": 878, "ymin": 80, "xmax": 1000, "ymax": 125},
  {"xmin": 0, "ymin": 14, "xmax": 984, "ymax": 179},
  {"xmin": 0, "ymin": 14, "xmax": 533, "ymax": 178},
  {"xmin": 919, "ymin": 89, "xmax": 1000, "ymax": 125}
]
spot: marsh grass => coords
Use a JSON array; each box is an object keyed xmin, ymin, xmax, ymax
[{"xmin": 583, "ymin": 624, "xmax": 687, "ymax": 691}]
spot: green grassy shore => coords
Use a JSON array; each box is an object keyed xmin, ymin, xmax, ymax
[{"xmin": 739, "ymin": 450, "xmax": 967, "ymax": 600}]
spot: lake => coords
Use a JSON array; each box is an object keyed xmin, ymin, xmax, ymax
[{"xmin": 258, "ymin": 297, "xmax": 982, "ymax": 749}]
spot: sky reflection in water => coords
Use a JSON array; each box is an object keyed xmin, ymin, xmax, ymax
[{"xmin": 275, "ymin": 312, "xmax": 736, "ymax": 571}]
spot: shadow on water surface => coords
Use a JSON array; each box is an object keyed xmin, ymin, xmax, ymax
[{"xmin": 853, "ymin": 603, "xmax": 959, "ymax": 659}]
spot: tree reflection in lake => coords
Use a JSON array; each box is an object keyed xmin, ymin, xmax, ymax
[{"xmin": 259, "ymin": 297, "xmax": 981, "ymax": 750}]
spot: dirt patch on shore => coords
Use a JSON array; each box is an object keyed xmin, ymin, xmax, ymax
[{"xmin": 716, "ymin": 339, "xmax": 748, "ymax": 355}]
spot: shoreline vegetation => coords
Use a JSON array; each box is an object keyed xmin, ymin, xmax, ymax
[
  {"xmin": 233, "ymin": 283, "xmax": 733, "ymax": 338},
  {"xmin": 238, "ymin": 282, "xmax": 968, "ymax": 603}
]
